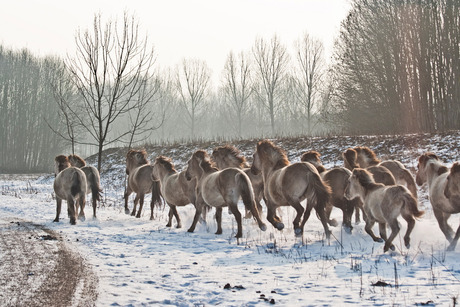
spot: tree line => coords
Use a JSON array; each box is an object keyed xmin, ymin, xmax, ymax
[{"xmin": 1, "ymin": 0, "xmax": 459, "ymax": 172}]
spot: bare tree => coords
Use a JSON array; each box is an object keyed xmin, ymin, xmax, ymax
[
  {"xmin": 65, "ymin": 12, "xmax": 158, "ymax": 171},
  {"xmin": 175, "ymin": 58, "xmax": 211, "ymax": 137},
  {"xmin": 221, "ymin": 51, "xmax": 253, "ymax": 137},
  {"xmin": 252, "ymin": 35, "xmax": 289, "ymax": 134},
  {"xmin": 291, "ymin": 33, "xmax": 325, "ymax": 134}
]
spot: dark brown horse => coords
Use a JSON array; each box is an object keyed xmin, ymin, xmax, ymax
[
  {"xmin": 68, "ymin": 154, "xmax": 102, "ymax": 219},
  {"xmin": 152, "ymin": 155, "xmax": 199, "ymax": 229},
  {"xmin": 54, "ymin": 155, "xmax": 87, "ymax": 225},
  {"xmin": 185, "ymin": 150, "xmax": 266, "ymax": 238},
  {"xmin": 345, "ymin": 168, "xmax": 423, "ymax": 252},
  {"xmin": 211, "ymin": 145, "xmax": 264, "ymax": 217},
  {"xmin": 124, "ymin": 149, "xmax": 162, "ymax": 219},
  {"xmin": 343, "ymin": 146, "xmax": 417, "ymax": 198},
  {"xmin": 301, "ymin": 150, "xmax": 360, "ymax": 233},
  {"xmin": 416, "ymin": 153, "xmax": 460, "ymax": 251},
  {"xmin": 251, "ymin": 140, "xmax": 331, "ymax": 238}
]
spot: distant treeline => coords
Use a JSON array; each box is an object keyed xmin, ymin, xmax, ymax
[
  {"xmin": 0, "ymin": 0, "xmax": 459, "ymax": 173},
  {"xmin": 0, "ymin": 48, "xmax": 65, "ymax": 172}
]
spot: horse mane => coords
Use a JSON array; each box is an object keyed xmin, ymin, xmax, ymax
[
  {"xmin": 353, "ymin": 168, "xmax": 383, "ymax": 191},
  {"xmin": 155, "ymin": 156, "xmax": 176, "ymax": 172},
  {"xmin": 257, "ymin": 140, "xmax": 289, "ymax": 170},
  {"xmin": 301, "ymin": 151, "xmax": 326, "ymax": 173},
  {"xmin": 355, "ymin": 146, "xmax": 381, "ymax": 164},
  {"xmin": 68, "ymin": 154, "xmax": 86, "ymax": 167},
  {"xmin": 214, "ymin": 145, "xmax": 248, "ymax": 168},
  {"xmin": 343, "ymin": 148, "xmax": 359, "ymax": 168},
  {"xmin": 419, "ymin": 152, "xmax": 439, "ymax": 165},
  {"xmin": 301, "ymin": 150, "xmax": 321, "ymax": 164},
  {"xmin": 451, "ymin": 162, "xmax": 460, "ymax": 175},
  {"xmin": 127, "ymin": 149, "xmax": 149, "ymax": 165},
  {"xmin": 194, "ymin": 150, "xmax": 218, "ymax": 172},
  {"xmin": 55, "ymin": 155, "xmax": 70, "ymax": 172}
]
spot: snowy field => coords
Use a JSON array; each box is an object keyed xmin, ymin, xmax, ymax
[{"xmin": 1, "ymin": 133, "xmax": 460, "ymax": 306}]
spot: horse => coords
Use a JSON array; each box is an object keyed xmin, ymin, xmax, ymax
[
  {"xmin": 185, "ymin": 150, "xmax": 267, "ymax": 238},
  {"xmin": 211, "ymin": 145, "xmax": 264, "ymax": 217},
  {"xmin": 343, "ymin": 146, "xmax": 417, "ymax": 198},
  {"xmin": 152, "ymin": 155, "xmax": 200, "ymax": 229},
  {"xmin": 301, "ymin": 150, "xmax": 360, "ymax": 233},
  {"xmin": 345, "ymin": 168, "xmax": 424, "ymax": 252},
  {"xmin": 416, "ymin": 153, "xmax": 460, "ymax": 251},
  {"xmin": 53, "ymin": 155, "xmax": 87, "ymax": 225},
  {"xmin": 251, "ymin": 140, "xmax": 331, "ymax": 238},
  {"xmin": 68, "ymin": 154, "xmax": 102, "ymax": 219},
  {"xmin": 124, "ymin": 149, "xmax": 163, "ymax": 219}
]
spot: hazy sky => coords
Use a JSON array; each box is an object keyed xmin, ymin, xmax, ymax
[{"xmin": 0, "ymin": 0, "xmax": 350, "ymax": 83}]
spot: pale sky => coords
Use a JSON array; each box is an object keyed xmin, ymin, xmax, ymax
[{"xmin": 0, "ymin": 0, "xmax": 351, "ymax": 83}]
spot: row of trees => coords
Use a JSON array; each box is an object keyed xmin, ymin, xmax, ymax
[
  {"xmin": 1, "ymin": 1, "xmax": 459, "ymax": 172},
  {"xmin": 331, "ymin": 0, "xmax": 460, "ymax": 134}
]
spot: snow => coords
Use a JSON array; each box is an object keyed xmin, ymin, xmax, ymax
[{"xmin": 1, "ymin": 138, "xmax": 460, "ymax": 306}]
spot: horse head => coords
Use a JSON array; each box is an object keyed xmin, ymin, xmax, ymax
[
  {"xmin": 126, "ymin": 149, "xmax": 149, "ymax": 175},
  {"xmin": 68, "ymin": 154, "xmax": 86, "ymax": 168},
  {"xmin": 415, "ymin": 152, "xmax": 440, "ymax": 186},
  {"xmin": 54, "ymin": 155, "xmax": 71, "ymax": 176},
  {"xmin": 301, "ymin": 150, "xmax": 326, "ymax": 173},
  {"xmin": 212, "ymin": 145, "xmax": 248, "ymax": 169}
]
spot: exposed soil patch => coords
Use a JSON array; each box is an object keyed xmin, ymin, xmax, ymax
[{"xmin": 0, "ymin": 219, "xmax": 98, "ymax": 306}]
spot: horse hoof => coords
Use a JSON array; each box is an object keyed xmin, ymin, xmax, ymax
[
  {"xmin": 187, "ymin": 228, "xmax": 195, "ymax": 233},
  {"xmin": 70, "ymin": 220, "xmax": 76, "ymax": 225},
  {"xmin": 447, "ymin": 243, "xmax": 456, "ymax": 252},
  {"xmin": 329, "ymin": 219, "xmax": 339, "ymax": 227},
  {"xmin": 259, "ymin": 224, "xmax": 267, "ymax": 232},
  {"xmin": 390, "ymin": 245, "xmax": 395, "ymax": 251},
  {"xmin": 135, "ymin": 215, "xmax": 141, "ymax": 219},
  {"xmin": 294, "ymin": 228, "xmax": 303, "ymax": 236},
  {"xmin": 215, "ymin": 231, "xmax": 223, "ymax": 235},
  {"xmin": 375, "ymin": 238, "xmax": 384, "ymax": 243},
  {"xmin": 343, "ymin": 226, "xmax": 353, "ymax": 234},
  {"xmin": 275, "ymin": 222, "xmax": 285, "ymax": 231},
  {"xmin": 176, "ymin": 224, "xmax": 182, "ymax": 229},
  {"xmin": 53, "ymin": 219, "xmax": 59, "ymax": 223}
]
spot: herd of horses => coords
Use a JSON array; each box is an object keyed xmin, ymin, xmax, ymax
[{"xmin": 52, "ymin": 140, "xmax": 460, "ymax": 252}]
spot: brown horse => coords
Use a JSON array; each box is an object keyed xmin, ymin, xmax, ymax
[
  {"xmin": 416, "ymin": 153, "xmax": 460, "ymax": 251},
  {"xmin": 68, "ymin": 154, "xmax": 102, "ymax": 219},
  {"xmin": 343, "ymin": 146, "xmax": 417, "ymax": 198},
  {"xmin": 54, "ymin": 155, "xmax": 87, "ymax": 225},
  {"xmin": 251, "ymin": 140, "xmax": 331, "ymax": 238},
  {"xmin": 124, "ymin": 149, "xmax": 162, "ymax": 219},
  {"xmin": 301, "ymin": 150, "xmax": 360, "ymax": 233},
  {"xmin": 185, "ymin": 150, "xmax": 266, "ymax": 238},
  {"xmin": 152, "ymin": 155, "xmax": 199, "ymax": 229},
  {"xmin": 211, "ymin": 145, "xmax": 264, "ymax": 217},
  {"xmin": 345, "ymin": 168, "xmax": 423, "ymax": 252}
]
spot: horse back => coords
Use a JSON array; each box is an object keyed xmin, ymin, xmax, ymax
[{"xmin": 54, "ymin": 167, "xmax": 87, "ymax": 200}]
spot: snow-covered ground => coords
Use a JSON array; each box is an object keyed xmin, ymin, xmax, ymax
[{"xmin": 1, "ymin": 133, "xmax": 460, "ymax": 306}]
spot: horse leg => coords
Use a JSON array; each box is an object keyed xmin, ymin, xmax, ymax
[
  {"xmin": 247, "ymin": 200, "xmax": 267, "ymax": 232},
  {"xmin": 149, "ymin": 196, "xmax": 155, "ymax": 220},
  {"xmin": 314, "ymin": 201, "xmax": 331, "ymax": 240},
  {"xmin": 354, "ymin": 199, "xmax": 364, "ymax": 224},
  {"xmin": 92, "ymin": 193, "xmax": 97, "ymax": 219},
  {"xmin": 136, "ymin": 194, "xmax": 145, "ymax": 218},
  {"xmin": 342, "ymin": 201, "xmax": 354, "ymax": 234},
  {"xmin": 229, "ymin": 204, "xmax": 243, "ymax": 238},
  {"xmin": 433, "ymin": 207, "xmax": 454, "ymax": 242},
  {"xmin": 401, "ymin": 213, "xmax": 415, "ymax": 249},
  {"xmin": 384, "ymin": 219, "xmax": 400, "ymax": 252},
  {"xmin": 124, "ymin": 187, "xmax": 133, "ymax": 215},
  {"xmin": 326, "ymin": 201, "xmax": 338, "ymax": 227},
  {"xmin": 67, "ymin": 198, "xmax": 77, "ymax": 225},
  {"xmin": 172, "ymin": 205, "xmax": 182, "ymax": 228},
  {"xmin": 447, "ymin": 224, "xmax": 460, "ymax": 251},
  {"xmin": 78, "ymin": 196, "xmax": 86, "ymax": 222},
  {"xmin": 188, "ymin": 199, "xmax": 204, "ymax": 233},
  {"xmin": 54, "ymin": 198, "xmax": 62, "ymax": 222},
  {"xmin": 215, "ymin": 207, "xmax": 223, "ymax": 235},
  {"xmin": 266, "ymin": 205, "xmax": 284, "ymax": 231},
  {"xmin": 131, "ymin": 194, "xmax": 139, "ymax": 216},
  {"xmin": 364, "ymin": 219, "xmax": 383, "ymax": 243},
  {"xmin": 378, "ymin": 222, "xmax": 394, "ymax": 251}
]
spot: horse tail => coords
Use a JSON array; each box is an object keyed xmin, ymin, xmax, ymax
[
  {"xmin": 397, "ymin": 186, "xmax": 424, "ymax": 219},
  {"xmin": 305, "ymin": 172, "xmax": 331, "ymax": 219},
  {"xmin": 236, "ymin": 172, "xmax": 257, "ymax": 214},
  {"xmin": 151, "ymin": 180, "xmax": 164, "ymax": 209},
  {"xmin": 71, "ymin": 170, "xmax": 84, "ymax": 197},
  {"xmin": 401, "ymin": 168, "xmax": 418, "ymax": 200},
  {"xmin": 87, "ymin": 168, "xmax": 103, "ymax": 201}
]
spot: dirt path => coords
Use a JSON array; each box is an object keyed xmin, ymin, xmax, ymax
[{"xmin": 0, "ymin": 218, "xmax": 98, "ymax": 307}]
